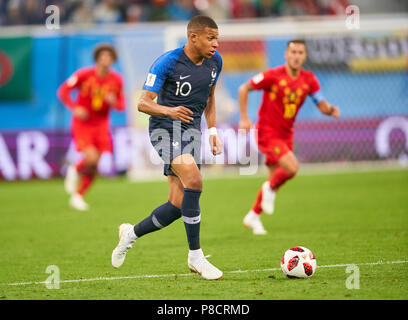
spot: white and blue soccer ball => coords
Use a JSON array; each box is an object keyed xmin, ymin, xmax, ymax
[{"xmin": 280, "ymin": 246, "xmax": 317, "ymax": 278}]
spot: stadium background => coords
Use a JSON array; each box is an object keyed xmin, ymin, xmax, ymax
[{"xmin": 0, "ymin": 0, "xmax": 407, "ymax": 181}]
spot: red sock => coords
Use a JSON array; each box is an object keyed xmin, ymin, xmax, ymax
[
  {"xmin": 251, "ymin": 188, "xmax": 263, "ymax": 215},
  {"xmin": 77, "ymin": 174, "xmax": 95, "ymax": 196},
  {"xmin": 75, "ymin": 159, "xmax": 86, "ymax": 174},
  {"xmin": 269, "ymin": 167, "xmax": 294, "ymax": 191}
]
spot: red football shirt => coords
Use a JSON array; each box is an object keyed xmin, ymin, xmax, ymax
[
  {"xmin": 250, "ymin": 65, "xmax": 320, "ymax": 138},
  {"xmin": 57, "ymin": 66, "xmax": 125, "ymax": 128}
]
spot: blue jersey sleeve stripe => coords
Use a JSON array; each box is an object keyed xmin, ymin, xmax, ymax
[
  {"xmin": 142, "ymin": 48, "xmax": 183, "ymax": 93},
  {"xmin": 310, "ymin": 90, "xmax": 325, "ymax": 105},
  {"xmin": 213, "ymin": 51, "xmax": 223, "ymax": 85}
]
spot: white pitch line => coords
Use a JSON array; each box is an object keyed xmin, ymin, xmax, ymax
[{"xmin": 5, "ymin": 260, "xmax": 408, "ymax": 287}]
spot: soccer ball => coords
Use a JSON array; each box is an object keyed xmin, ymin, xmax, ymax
[{"xmin": 280, "ymin": 246, "xmax": 317, "ymax": 278}]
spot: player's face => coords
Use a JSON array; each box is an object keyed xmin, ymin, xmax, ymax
[
  {"xmin": 285, "ymin": 43, "xmax": 307, "ymax": 70},
  {"xmin": 194, "ymin": 27, "xmax": 219, "ymax": 59},
  {"xmin": 96, "ymin": 50, "xmax": 115, "ymax": 69}
]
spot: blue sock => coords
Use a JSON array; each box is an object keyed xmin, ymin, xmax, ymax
[
  {"xmin": 181, "ymin": 188, "xmax": 202, "ymax": 250},
  {"xmin": 133, "ymin": 201, "xmax": 181, "ymax": 238}
]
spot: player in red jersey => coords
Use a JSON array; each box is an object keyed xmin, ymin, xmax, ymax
[
  {"xmin": 239, "ymin": 39, "xmax": 340, "ymax": 234},
  {"xmin": 57, "ymin": 43, "xmax": 125, "ymax": 211}
]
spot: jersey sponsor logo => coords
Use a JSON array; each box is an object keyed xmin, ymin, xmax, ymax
[
  {"xmin": 179, "ymin": 74, "xmax": 191, "ymax": 80},
  {"xmin": 145, "ymin": 73, "xmax": 156, "ymax": 87},
  {"xmin": 252, "ymin": 72, "xmax": 264, "ymax": 84}
]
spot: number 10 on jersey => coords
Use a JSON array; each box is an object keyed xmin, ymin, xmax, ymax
[{"xmin": 175, "ymin": 81, "xmax": 192, "ymax": 97}]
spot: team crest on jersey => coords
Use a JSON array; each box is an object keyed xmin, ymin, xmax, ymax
[
  {"xmin": 274, "ymin": 147, "xmax": 281, "ymax": 154},
  {"xmin": 209, "ymin": 68, "xmax": 217, "ymax": 87}
]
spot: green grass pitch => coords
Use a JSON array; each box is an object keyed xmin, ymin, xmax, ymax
[{"xmin": 0, "ymin": 169, "xmax": 407, "ymax": 300}]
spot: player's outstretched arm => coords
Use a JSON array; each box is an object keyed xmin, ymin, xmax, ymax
[
  {"xmin": 238, "ymin": 82, "xmax": 254, "ymax": 132},
  {"xmin": 317, "ymin": 100, "xmax": 340, "ymax": 119},
  {"xmin": 204, "ymin": 86, "xmax": 222, "ymax": 155},
  {"xmin": 138, "ymin": 90, "xmax": 194, "ymax": 123}
]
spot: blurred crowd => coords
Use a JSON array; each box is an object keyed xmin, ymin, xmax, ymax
[{"xmin": 0, "ymin": 0, "xmax": 352, "ymax": 26}]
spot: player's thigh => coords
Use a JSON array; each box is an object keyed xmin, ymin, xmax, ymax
[
  {"xmin": 72, "ymin": 127, "xmax": 93, "ymax": 153},
  {"xmin": 259, "ymin": 138, "xmax": 290, "ymax": 167},
  {"xmin": 277, "ymin": 151, "xmax": 298, "ymax": 176},
  {"xmin": 170, "ymin": 154, "xmax": 202, "ymax": 190},
  {"xmin": 168, "ymin": 175, "xmax": 184, "ymax": 208},
  {"xmin": 95, "ymin": 129, "xmax": 113, "ymax": 154}
]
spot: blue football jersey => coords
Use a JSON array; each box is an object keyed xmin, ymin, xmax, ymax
[{"xmin": 142, "ymin": 47, "xmax": 223, "ymax": 131}]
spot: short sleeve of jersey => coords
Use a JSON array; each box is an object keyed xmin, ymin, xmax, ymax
[
  {"xmin": 307, "ymin": 72, "xmax": 325, "ymax": 104},
  {"xmin": 142, "ymin": 49, "xmax": 180, "ymax": 94},
  {"xmin": 66, "ymin": 68, "xmax": 87, "ymax": 89},
  {"xmin": 213, "ymin": 51, "xmax": 223, "ymax": 86},
  {"xmin": 249, "ymin": 69, "xmax": 275, "ymax": 90},
  {"xmin": 308, "ymin": 72, "xmax": 321, "ymax": 94}
]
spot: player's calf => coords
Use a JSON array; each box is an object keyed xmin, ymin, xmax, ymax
[{"xmin": 133, "ymin": 201, "xmax": 181, "ymax": 238}]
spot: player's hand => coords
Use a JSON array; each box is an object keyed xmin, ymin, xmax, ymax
[
  {"xmin": 105, "ymin": 92, "xmax": 117, "ymax": 106},
  {"xmin": 209, "ymin": 134, "xmax": 223, "ymax": 155},
  {"xmin": 238, "ymin": 117, "xmax": 253, "ymax": 133},
  {"xmin": 167, "ymin": 106, "xmax": 194, "ymax": 123},
  {"xmin": 73, "ymin": 106, "xmax": 89, "ymax": 120},
  {"xmin": 330, "ymin": 106, "xmax": 340, "ymax": 119}
]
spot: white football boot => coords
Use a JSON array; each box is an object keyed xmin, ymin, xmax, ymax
[
  {"xmin": 111, "ymin": 223, "xmax": 136, "ymax": 268},
  {"xmin": 243, "ymin": 210, "xmax": 267, "ymax": 235},
  {"xmin": 69, "ymin": 193, "xmax": 89, "ymax": 211},
  {"xmin": 188, "ymin": 250, "xmax": 223, "ymax": 280},
  {"xmin": 261, "ymin": 181, "xmax": 276, "ymax": 215},
  {"xmin": 64, "ymin": 164, "xmax": 79, "ymax": 195}
]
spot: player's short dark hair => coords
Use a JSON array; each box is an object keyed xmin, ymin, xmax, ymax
[
  {"xmin": 287, "ymin": 39, "xmax": 307, "ymax": 49},
  {"xmin": 93, "ymin": 43, "xmax": 118, "ymax": 62},
  {"xmin": 187, "ymin": 15, "xmax": 218, "ymax": 33}
]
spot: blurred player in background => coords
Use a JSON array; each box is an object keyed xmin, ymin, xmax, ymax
[
  {"xmin": 57, "ymin": 43, "xmax": 125, "ymax": 211},
  {"xmin": 111, "ymin": 15, "xmax": 224, "ymax": 280},
  {"xmin": 239, "ymin": 39, "xmax": 340, "ymax": 235}
]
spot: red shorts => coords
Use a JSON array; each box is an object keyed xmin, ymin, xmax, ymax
[
  {"xmin": 72, "ymin": 123, "xmax": 113, "ymax": 153},
  {"xmin": 256, "ymin": 130, "xmax": 293, "ymax": 165}
]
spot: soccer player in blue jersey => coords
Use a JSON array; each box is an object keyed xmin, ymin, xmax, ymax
[{"xmin": 111, "ymin": 15, "xmax": 224, "ymax": 280}]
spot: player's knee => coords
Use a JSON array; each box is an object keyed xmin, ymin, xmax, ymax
[
  {"xmin": 286, "ymin": 163, "xmax": 298, "ymax": 177},
  {"xmin": 84, "ymin": 148, "xmax": 100, "ymax": 165},
  {"xmin": 184, "ymin": 175, "xmax": 202, "ymax": 191}
]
